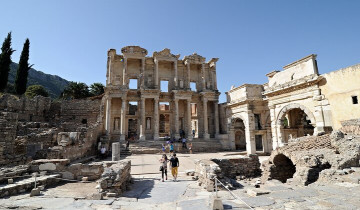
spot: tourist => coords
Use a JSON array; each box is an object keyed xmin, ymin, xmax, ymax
[
  {"xmin": 159, "ymin": 154, "xmax": 168, "ymax": 182},
  {"xmin": 126, "ymin": 139, "xmax": 130, "ymax": 150},
  {"xmin": 169, "ymin": 153, "xmax": 179, "ymax": 181},
  {"xmin": 100, "ymin": 146, "xmax": 107, "ymax": 159},
  {"xmin": 162, "ymin": 144, "xmax": 166, "ymax": 153},
  {"xmin": 170, "ymin": 143, "xmax": 174, "ymax": 153},
  {"xmin": 182, "ymin": 137, "xmax": 187, "ymax": 149}
]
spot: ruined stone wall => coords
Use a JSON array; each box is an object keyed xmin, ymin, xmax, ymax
[
  {"xmin": 340, "ymin": 118, "xmax": 360, "ymax": 135},
  {"xmin": 0, "ymin": 94, "xmax": 105, "ymax": 167},
  {"xmin": 211, "ymin": 154, "xmax": 261, "ymax": 179}
]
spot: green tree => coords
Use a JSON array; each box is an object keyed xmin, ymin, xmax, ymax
[
  {"xmin": 62, "ymin": 82, "xmax": 90, "ymax": 99},
  {"xmin": 0, "ymin": 32, "xmax": 15, "ymax": 91},
  {"xmin": 15, "ymin": 39, "xmax": 33, "ymax": 95},
  {"xmin": 89, "ymin": 82, "xmax": 104, "ymax": 96},
  {"xmin": 25, "ymin": 85, "xmax": 49, "ymax": 98}
]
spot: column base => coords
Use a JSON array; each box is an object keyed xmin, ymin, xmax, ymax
[
  {"xmin": 215, "ymin": 133, "xmax": 220, "ymax": 139},
  {"xmin": 174, "ymin": 133, "xmax": 180, "ymax": 140},
  {"xmin": 139, "ymin": 135, "xmax": 146, "ymax": 141},
  {"xmin": 120, "ymin": 134, "xmax": 126, "ymax": 141},
  {"xmin": 154, "ymin": 134, "xmax": 160, "ymax": 141},
  {"xmin": 203, "ymin": 133, "xmax": 210, "ymax": 140}
]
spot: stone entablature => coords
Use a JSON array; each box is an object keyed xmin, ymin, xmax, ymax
[{"xmin": 104, "ymin": 46, "xmax": 220, "ymax": 141}]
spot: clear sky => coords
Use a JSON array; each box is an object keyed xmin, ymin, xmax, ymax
[{"xmin": 1, "ymin": 0, "xmax": 359, "ymax": 102}]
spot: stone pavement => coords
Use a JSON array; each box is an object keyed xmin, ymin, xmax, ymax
[{"xmin": 0, "ymin": 152, "xmax": 359, "ymax": 209}]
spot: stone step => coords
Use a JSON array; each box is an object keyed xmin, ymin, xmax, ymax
[{"xmin": 0, "ymin": 174, "xmax": 61, "ymax": 198}]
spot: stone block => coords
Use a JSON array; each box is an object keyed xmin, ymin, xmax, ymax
[
  {"xmin": 90, "ymin": 192, "xmax": 103, "ymax": 200},
  {"xmin": 106, "ymin": 192, "xmax": 117, "ymax": 197},
  {"xmin": 247, "ymin": 189, "xmax": 270, "ymax": 197},
  {"xmin": 8, "ymin": 179, "xmax": 13, "ymax": 184},
  {"xmin": 39, "ymin": 163, "xmax": 56, "ymax": 171},
  {"xmin": 82, "ymin": 177, "xmax": 89, "ymax": 182},
  {"xmin": 61, "ymin": 171, "xmax": 74, "ymax": 180},
  {"xmin": 30, "ymin": 188, "xmax": 40, "ymax": 197}
]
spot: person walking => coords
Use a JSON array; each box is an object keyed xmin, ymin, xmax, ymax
[
  {"xmin": 159, "ymin": 154, "xmax": 168, "ymax": 182},
  {"xmin": 182, "ymin": 137, "xmax": 187, "ymax": 149},
  {"xmin": 170, "ymin": 143, "xmax": 174, "ymax": 153},
  {"xmin": 169, "ymin": 153, "xmax": 179, "ymax": 181}
]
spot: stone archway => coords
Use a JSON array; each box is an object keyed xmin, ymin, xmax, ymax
[
  {"xmin": 276, "ymin": 103, "xmax": 317, "ymax": 144},
  {"xmin": 230, "ymin": 116, "xmax": 247, "ymax": 150}
]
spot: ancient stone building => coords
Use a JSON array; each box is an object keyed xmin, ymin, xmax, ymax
[
  {"xmin": 104, "ymin": 46, "xmax": 220, "ymax": 141},
  {"xmin": 223, "ymin": 54, "xmax": 360, "ymax": 154}
]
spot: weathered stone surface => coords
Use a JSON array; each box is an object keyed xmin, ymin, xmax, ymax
[{"xmin": 39, "ymin": 163, "xmax": 56, "ymax": 171}]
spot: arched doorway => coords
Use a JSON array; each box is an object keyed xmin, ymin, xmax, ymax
[
  {"xmin": 276, "ymin": 104, "xmax": 316, "ymax": 144},
  {"xmin": 233, "ymin": 118, "xmax": 246, "ymax": 150},
  {"xmin": 270, "ymin": 154, "xmax": 296, "ymax": 183}
]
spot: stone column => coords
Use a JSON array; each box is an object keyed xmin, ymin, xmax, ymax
[
  {"xmin": 213, "ymin": 71, "xmax": 218, "ymax": 90},
  {"xmin": 105, "ymin": 97, "xmax": 112, "ymax": 135},
  {"xmin": 269, "ymin": 106, "xmax": 278, "ymax": 150},
  {"xmin": 186, "ymin": 99, "xmax": 193, "ymax": 140},
  {"xmin": 174, "ymin": 99, "xmax": 180, "ymax": 139},
  {"xmin": 112, "ymin": 142, "xmax": 120, "ymax": 161},
  {"xmin": 203, "ymin": 98, "xmax": 209, "ymax": 139},
  {"xmin": 244, "ymin": 111, "xmax": 256, "ymax": 154},
  {"xmin": 154, "ymin": 59, "xmax": 159, "ymax": 89},
  {"xmin": 186, "ymin": 62, "xmax": 190, "ymax": 89},
  {"xmin": 123, "ymin": 57, "xmax": 127, "ymax": 88},
  {"xmin": 201, "ymin": 63, "xmax": 206, "ymax": 90},
  {"xmin": 174, "ymin": 60, "xmax": 178, "ymax": 88},
  {"xmin": 153, "ymin": 98, "xmax": 159, "ymax": 140},
  {"xmin": 120, "ymin": 97, "xmax": 127, "ymax": 141},
  {"xmin": 214, "ymin": 101, "xmax": 219, "ymax": 138},
  {"xmin": 141, "ymin": 58, "xmax": 145, "ymax": 89},
  {"xmin": 139, "ymin": 97, "xmax": 146, "ymax": 141}
]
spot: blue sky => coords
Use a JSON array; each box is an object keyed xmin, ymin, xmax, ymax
[{"xmin": 1, "ymin": 0, "xmax": 359, "ymax": 102}]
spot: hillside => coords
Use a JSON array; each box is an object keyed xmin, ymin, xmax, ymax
[{"xmin": 8, "ymin": 62, "xmax": 70, "ymax": 98}]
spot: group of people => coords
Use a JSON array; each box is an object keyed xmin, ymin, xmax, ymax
[
  {"xmin": 161, "ymin": 137, "xmax": 193, "ymax": 154},
  {"xmin": 159, "ymin": 153, "xmax": 179, "ymax": 182}
]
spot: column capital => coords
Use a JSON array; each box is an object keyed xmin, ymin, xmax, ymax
[{"xmin": 202, "ymin": 98, "xmax": 208, "ymax": 103}]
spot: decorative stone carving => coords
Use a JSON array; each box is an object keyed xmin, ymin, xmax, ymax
[
  {"xmin": 121, "ymin": 46, "xmax": 148, "ymax": 56},
  {"xmin": 183, "ymin": 53, "xmax": 206, "ymax": 64},
  {"xmin": 153, "ymin": 48, "xmax": 180, "ymax": 60}
]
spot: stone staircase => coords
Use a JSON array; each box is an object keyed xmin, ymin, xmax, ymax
[{"xmin": 128, "ymin": 138, "xmax": 224, "ymax": 154}]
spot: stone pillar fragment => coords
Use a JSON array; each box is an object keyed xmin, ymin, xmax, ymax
[
  {"xmin": 186, "ymin": 62, "xmax": 190, "ymax": 89},
  {"xmin": 203, "ymin": 98, "xmax": 209, "ymax": 139},
  {"xmin": 214, "ymin": 101, "xmax": 219, "ymax": 137},
  {"xmin": 201, "ymin": 63, "xmax": 206, "ymax": 90},
  {"xmin": 105, "ymin": 98, "xmax": 112, "ymax": 135},
  {"xmin": 120, "ymin": 97, "xmax": 127, "ymax": 141},
  {"xmin": 112, "ymin": 142, "xmax": 120, "ymax": 161},
  {"xmin": 174, "ymin": 60, "xmax": 178, "ymax": 88},
  {"xmin": 139, "ymin": 98, "xmax": 146, "ymax": 141},
  {"xmin": 123, "ymin": 57, "xmax": 127, "ymax": 87},
  {"xmin": 154, "ymin": 59, "xmax": 159, "ymax": 89},
  {"xmin": 187, "ymin": 99, "xmax": 193, "ymax": 140},
  {"xmin": 174, "ymin": 99, "xmax": 180, "ymax": 139},
  {"xmin": 153, "ymin": 98, "xmax": 159, "ymax": 140},
  {"xmin": 245, "ymin": 112, "xmax": 256, "ymax": 154}
]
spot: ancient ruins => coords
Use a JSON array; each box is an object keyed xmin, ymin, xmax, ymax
[{"xmin": 0, "ymin": 46, "xmax": 360, "ymax": 209}]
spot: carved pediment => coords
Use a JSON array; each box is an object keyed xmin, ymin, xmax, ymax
[
  {"xmin": 183, "ymin": 53, "xmax": 206, "ymax": 64},
  {"xmin": 153, "ymin": 48, "xmax": 180, "ymax": 59},
  {"xmin": 121, "ymin": 46, "xmax": 148, "ymax": 56}
]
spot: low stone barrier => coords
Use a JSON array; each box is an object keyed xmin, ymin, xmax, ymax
[
  {"xmin": 195, "ymin": 155, "xmax": 261, "ymax": 191},
  {"xmin": 98, "ymin": 160, "xmax": 131, "ymax": 196}
]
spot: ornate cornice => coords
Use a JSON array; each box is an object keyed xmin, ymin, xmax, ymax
[
  {"xmin": 121, "ymin": 46, "xmax": 148, "ymax": 56},
  {"xmin": 183, "ymin": 53, "xmax": 206, "ymax": 64},
  {"xmin": 153, "ymin": 48, "xmax": 180, "ymax": 60},
  {"xmin": 263, "ymin": 74, "xmax": 322, "ymax": 97}
]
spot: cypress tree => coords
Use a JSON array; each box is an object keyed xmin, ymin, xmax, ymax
[
  {"xmin": 0, "ymin": 32, "xmax": 15, "ymax": 91},
  {"xmin": 15, "ymin": 38, "xmax": 32, "ymax": 95}
]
